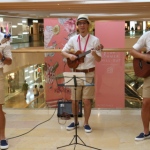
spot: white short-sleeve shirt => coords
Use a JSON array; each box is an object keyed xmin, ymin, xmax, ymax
[
  {"xmin": 133, "ymin": 31, "xmax": 150, "ymax": 52},
  {"xmin": 62, "ymin": 34, "xmax": 101, "ymax": 70}
]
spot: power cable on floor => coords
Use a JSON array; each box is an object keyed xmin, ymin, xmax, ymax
[{"xmin": 7, "ymin": 107, "xmax": 56, "ymax": 140}]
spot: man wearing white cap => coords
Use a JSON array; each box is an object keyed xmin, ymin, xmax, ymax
[
  {"xmin": 0, "ymin": 32, "xmax": 12, "ymax": 149},
  {"xmin": 61, "ymin": 14, "xmax": 102, "ymax": 133}
]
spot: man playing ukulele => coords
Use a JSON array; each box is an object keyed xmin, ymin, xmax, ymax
[{"xmin": 61, "ymin": 14, "xmax": 102, "ymax": 133}]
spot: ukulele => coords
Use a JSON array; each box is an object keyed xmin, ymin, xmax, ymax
[
  {"xmin": 133, "ymin": 52, "xmax": 150, "ymax": 78},
  {"xmin": 67, "ymin": 49, "xmax": 98, "ymax": 69}
]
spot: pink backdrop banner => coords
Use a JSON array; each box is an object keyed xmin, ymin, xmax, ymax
[
  {"xmin": 95, "ymin": 21, "xmax": 125, "ymax": 108},
  {"xmin": 44, "ymin": 18, "xmax": 76, "ymax": 103}
]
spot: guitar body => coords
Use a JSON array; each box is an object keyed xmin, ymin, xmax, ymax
[
  {"xmin": 67, "ymin": 50, "xmax": 85, "ymax": 68},
  {"xmin": 133, "ymin": 52, "xmax": 150, "ymax": 78}
]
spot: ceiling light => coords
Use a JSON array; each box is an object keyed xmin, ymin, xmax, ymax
[
  {"xmin": 33, "ymin": 20, "xmax": 38, "ymax": 23},
  {"xmin": 22, "ymin": 20, "xmax": 27, "ymax": 23},
  {"xmin": 12, "ymin": 25, "xmax": 17, "ymax": 28},
  {"xmin": 18, "ymin": 23, "xmax": 23, "ymax": 25}
]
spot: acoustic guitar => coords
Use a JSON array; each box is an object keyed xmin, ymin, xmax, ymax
[
  {"xmin": 67, "ymin": 49, "xmax": 98, "ymax": 69},
  {"xmin": 133, "ymin": 52, "xmax": 150, "ymax": 78}
]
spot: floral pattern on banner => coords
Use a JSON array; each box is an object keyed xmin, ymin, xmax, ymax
[
  {"xmin": 58, "ymin": 18, "xmax": 76, "ymax": 38},
  {"xmin": 44, "ymin": 18, "xmax": 76, "ymax": 102}
]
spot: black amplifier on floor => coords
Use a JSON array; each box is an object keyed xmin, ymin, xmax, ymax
[{"xmin": 57, "ymin": 100, "xmax": 82, "ymax": 117}]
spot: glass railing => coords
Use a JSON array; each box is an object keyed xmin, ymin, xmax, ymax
[
  {"xmin": 25, "ymin": 92, "xmax": 45, "ymax": 108},
  {"xmin": 125, "ymin": 30, "xmax": 147, "ymax": 38},
  {"xmin": 11, "ymin": 33, "xmax": 44, "ymax": 44},
  {"xmin": 11, "ymin": 34, "xmax": 29, "ymax": 43},
  {"xmin": 3, "ymin": 46, "xmax": 144, "ymax": 109},
  {"xmin": 4, "ymin": 71, "xmax": 46, "ymax": 109},
  {"xmin": 10, "ymin": 30, "xmax": 146, "ymax": 46}
]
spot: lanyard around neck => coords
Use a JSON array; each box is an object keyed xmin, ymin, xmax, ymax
[{"xmin": 78, "ymin": 34, "xmax": 90, "ymax": 52}]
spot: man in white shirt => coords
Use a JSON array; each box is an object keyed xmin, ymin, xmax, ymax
[
  {"xmin": 61, "ymin": 14, "xmax": 102, "ymax": 133},
  {"xmin": 0, "ymin": 32, "xmax": 12, "ymax": 149},
  {"xmin": 130, "ymin": 31, "xmax": 150, "ymax": 141}
]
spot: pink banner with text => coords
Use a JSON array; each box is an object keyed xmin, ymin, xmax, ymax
[{"xmin": 95, "ymin": 21, "xmax": 125, "ymax": 108}]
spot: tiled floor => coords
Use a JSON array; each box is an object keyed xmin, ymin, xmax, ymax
[
  {"xmin": 2, "ymin": 42, "xmax": 147, "ymax": 149},
  {"xmin": 3, "ymin": 108, "xmax": 150, "ymax": 150}
]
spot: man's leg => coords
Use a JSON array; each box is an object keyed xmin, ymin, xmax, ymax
[
  {"xmin": 135, "ymin": 77, "xmax": 150, "ymax": 141},
  {"xmin": 81, "ymin": 72, "xmax": 94, "ymax": 133},
  {"xmin": 141, "ymin": 98, "xmax": 150, "ymax": 134},
  {"xmin": 72, "ymin": 100, "xmax": 79, "ymax": 123},
  {"xmin": 66, "ymin": 85, "xmax": 81, "ymax": 131},
  {"xmin": 71, "ymin": 86, "xmax": 81, "ymax": 123},
  {"xmin": 66, "ymin": 100, "xmax": 79, "ymax": 131},
  {"xmin": 0, "ymin": 104, "xmax": 9, "ymax": 149},
  {"xmin": 83, "ymin": 99, "xmax": 91, "ymax": 125},
  {"xmin": 24, "ymin": 91, "xmax": 27, "ymax": 99},
  {"xmin": 0, "ymin": 104, "xmax": 5, "ymax": 140}
]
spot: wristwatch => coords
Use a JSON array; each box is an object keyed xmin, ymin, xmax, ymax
[{"xmin": 1, "ymin": 56, "xmax": 6, "ymax": 62}]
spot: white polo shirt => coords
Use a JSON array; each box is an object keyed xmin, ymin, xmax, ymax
[
  {"xmin": 62, "ymin": 34, "xmax": 101, "ymax": 70},
  {"xmin": 133, "ymin": 31, "xmax": 150, "ymax": 52},
  {"xmin": 0, "ymin": 32, "xmax": 12, "ymax": 68}
]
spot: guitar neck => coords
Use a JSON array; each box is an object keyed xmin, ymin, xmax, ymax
[{"xmin": 78, "ymin": 50, "xmax": 91, "ymax": 58}]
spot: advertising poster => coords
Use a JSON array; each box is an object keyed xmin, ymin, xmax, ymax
[
  {"xmin": 44, "ymin": 18, "xmax": 76, "ymax": 105},
  {"xmin": 95, "ymin": 21, "xmax": 125, "ymax": 108}
]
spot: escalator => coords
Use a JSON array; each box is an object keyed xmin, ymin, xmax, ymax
[
  {"xmin": 125, "ymin": 82, "xmax": 143, "ymax": 100},
  {"xmin": 125, "ymin": 73, "xmax": 143, "ymax": 108}
]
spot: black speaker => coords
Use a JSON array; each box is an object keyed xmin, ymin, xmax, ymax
[{"xmin": 57, "ymin": 100, "xmax": 82, "ymax": 117}]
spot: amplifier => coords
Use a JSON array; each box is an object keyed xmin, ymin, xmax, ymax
[{"xmin": 57, "ymin": 100, "xmax": 82, "ymax": 117}]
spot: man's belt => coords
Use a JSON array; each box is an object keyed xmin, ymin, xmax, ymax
[{"xmin": 75, "ymin": 67, "xmax": 95, "ymax": 73}]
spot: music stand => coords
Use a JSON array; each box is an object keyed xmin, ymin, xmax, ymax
[{"xmin": 56, "ymin": 72, "xmax": 101, "ymax": 150}]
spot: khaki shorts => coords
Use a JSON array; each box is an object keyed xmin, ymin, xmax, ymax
[
  {"xmin": 0, "ymin": 68, "xmax": 4, "ymax": 104},
  {"xmin": 143, "ymin": 76, "xmax": 150, "ymax": 98},
  {"xmin": 71, "ymin": 72, "xmax": 94, "ymax": 100}
]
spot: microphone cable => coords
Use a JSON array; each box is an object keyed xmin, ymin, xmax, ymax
[{"xmin": 7, "ymin": 107, "xmax": 56, "ymax": 140}]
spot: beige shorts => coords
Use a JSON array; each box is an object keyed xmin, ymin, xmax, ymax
[
  {"xmin": 143, "ymin": 76, "xmax": 150, "ymax": 98},
  {"xmin": 71, "ymin": 72, "xmax": 94, "ymax": 100},
  {"xmin": 0, "ymin": 68, "xmax": 4, "ymax": 104}
]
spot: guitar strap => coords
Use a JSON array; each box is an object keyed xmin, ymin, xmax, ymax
[{"xmin": 78, "ymin": 34, "xmax": 90, "ymax": 52}]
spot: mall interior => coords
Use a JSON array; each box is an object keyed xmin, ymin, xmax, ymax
[{"xmin": 0, "ymin": 1, "xmax": 150, "ymax": 150}]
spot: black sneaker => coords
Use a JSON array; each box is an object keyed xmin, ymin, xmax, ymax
[
  {"xmin": 0, "ymin": 140, "xmax": 9, "ymax": 149},
  {"xmin": 84, "ymin": 124, "xmax": 92, "ymax": 133},
  {"xmin": 135, "ymin": 132, "xmax": 150, "ymax": 141},
  {"xmin": 66, "ymin": 122, "xmax": 79, "ymax": 130}
]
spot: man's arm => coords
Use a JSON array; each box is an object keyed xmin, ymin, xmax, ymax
[
  {"xmin": 0, "ymin": 53, "xmax": 12, "ymax": 65},
  {"xmin": 61, "ymin": 51, "xmax": 77, "ymax": 61},
  {"xmin": 130, "ymin": 49, "xmax": 150, "ymax": 62},
  {"xmin": 91, "ymin": 50, "xmax": 101, "ymax": 62},
  {"xmin": 0, "ymin": 46, "xmax": 12, "ymax": 65}
]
